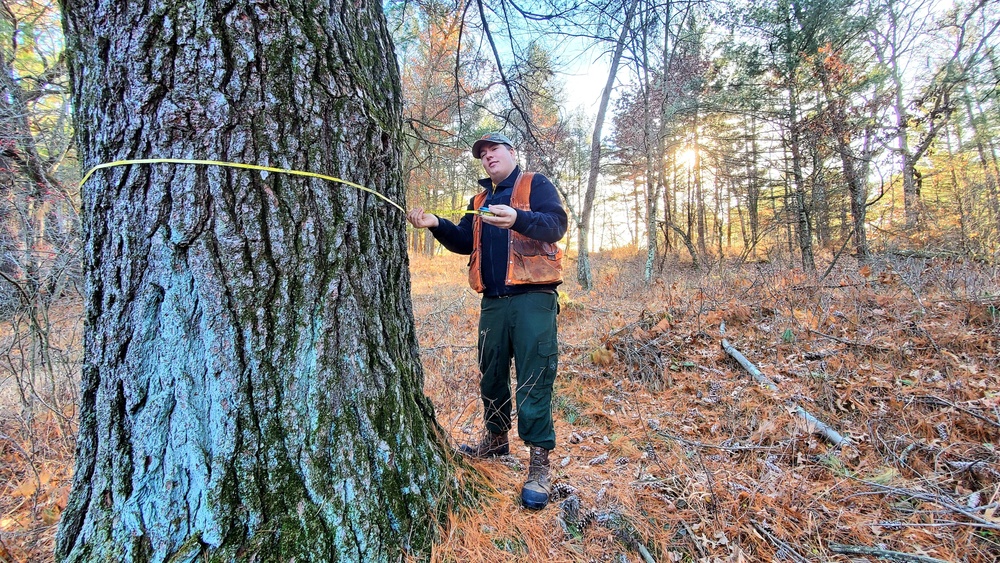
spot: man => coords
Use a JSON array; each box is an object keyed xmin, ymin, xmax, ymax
[{"xmin": 407, "ymin": 132, "xmax": 568, "ymax": 510}]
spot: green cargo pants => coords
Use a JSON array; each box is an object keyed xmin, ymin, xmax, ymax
[{"xmin": 478, "ymin": 291, "xmax": 559, "ymax": 450}]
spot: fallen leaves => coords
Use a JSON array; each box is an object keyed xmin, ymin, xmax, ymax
[
  {"xmin": 2, "ymin": 251, "xmax": 997, "ymax": 563},
  {"xmin": 0, "ymin": 417, "xmax": 74, "ymax": 563},
  {"xmin": 417, "ymin": 253, "xmax": 1000, "ymax": 562}
]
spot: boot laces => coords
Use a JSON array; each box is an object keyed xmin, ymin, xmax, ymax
[{"xmin": 528, "ymin": 447, "xmax": 549, "ymax": 479}]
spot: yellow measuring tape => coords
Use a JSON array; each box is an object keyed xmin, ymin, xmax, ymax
[
  {"xmin": 79, "ymin": 158, "xmax": 407, "ymax": 213},
  {"xmin": 79, "ymin": 158, "xmax": 487, "ymax": 218},
  {"xmin": 428, "ymin": 208, "xmax": 480, "ymax": 215}
]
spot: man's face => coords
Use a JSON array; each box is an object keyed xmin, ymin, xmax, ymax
[{"xmin": 480, "ymin": 143, "xmax": 517, "ymax": 184}]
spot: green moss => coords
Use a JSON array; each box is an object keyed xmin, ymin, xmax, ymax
[{"xmin": 165, "ymin": 532, "xmax": 203, "ymax": 563}]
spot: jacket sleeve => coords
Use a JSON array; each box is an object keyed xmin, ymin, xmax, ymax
[
  {"xmin": 428, "ymin": 196, "xmax": 477, "ymax": 255},
  {"xmin": 510, "ymin": 173, "xmax": 568, "ymax": 244}
]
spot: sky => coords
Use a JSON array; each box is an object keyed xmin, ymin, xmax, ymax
[{"xmin": 559, "ymin": 49, "xmax": 613, "ymax": 115}]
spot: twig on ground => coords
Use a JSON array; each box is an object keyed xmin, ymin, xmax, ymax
[
  {"xmin": 828, "ymin": 542, "xmax": 951, "ymax": 563},
  {"xmin": 911, "ymin": 395, "xmax": 1000, "ymax": 429},
  {"xmin": 808, "ymin": 329, "xmax": 888, "ymax": 352},
  {"xmin": 859, "ymin": 479, "xmax": 1000, "ymax": 530},
  {"xmin": 749, "ymin": 520, "xmax": 810, "ymax": 563},
  {"xmin": 656, "ymin": 430, "xmax": 784, "ymax": 452}
]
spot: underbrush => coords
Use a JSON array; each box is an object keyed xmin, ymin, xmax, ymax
[
  {"xmin": 2, "ymin": 251, "xmax": 997, "ymax": 562},
  {"xmin": 1, "ymin": 298, "xmax": 81, "ymax": 563},
  {"xmin": 417, "ymin": 251, "xmax": 1000, "ymax": 562}
]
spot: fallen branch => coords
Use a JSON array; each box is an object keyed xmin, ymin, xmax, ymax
[
  {"xmin": 720, "ymin": 323, "xmax": 851, "ymax": 448},
  {"xmin": 911, "ymin": 395, "xmax": 1000, "ymax": 429},
  {"xmin": 655, "ymin": 431, "xmax": 785, "ymax": 452},
  {"xmin": 859, "ymin": 480, "xmax": 1000, "ymax": 530},
  {"xmin": 808, "ymin": 329, "xmax": 887, "ymax": 353},
  {"xmin": 828, "ymin": 542, "xmax": 951, "ymax": 563},
  {"xmin": 888, "ymin": 249, "xmax": 964, "ymax": 260},
  {"xmin": 792, "ymin": 404, "xmax": 851, "ymax": 448},
  {"xmin": 720, "ymin": 337, "xmax": 777, "ymax": 391},
  {"xmin": 818, "ymin": 229, "xmax": 855, "ymax": 283}
]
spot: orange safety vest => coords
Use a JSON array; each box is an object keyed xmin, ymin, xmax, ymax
[{"xmin": 468, "ymin": 172, "xmax": 564, "ymax": 293}]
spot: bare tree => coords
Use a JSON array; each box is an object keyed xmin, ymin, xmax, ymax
[
  {"xmin": 871, "ymin": 0, "xmax": 999, "ymax": 229},
  {"xmin": 578, "ymin": 0, "xmax": 640, "ymax": 290},
  {"xmin": 0, "ymin": 0, "xmax": 79, "ymax": 425}
]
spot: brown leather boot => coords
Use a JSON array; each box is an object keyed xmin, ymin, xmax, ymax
[
  {"xmin": 458, "ymin": 430, "xmax": 509, "ymax": 458},
  {"xmin": 521, "ymin": 446, "xmax": 553, "ymax": 510}
]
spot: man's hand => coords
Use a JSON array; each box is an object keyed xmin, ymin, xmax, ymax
[
  {"xmin": 407, "ymin": 208, "xmax": 439, "ymax": 229},
  {"xmin": 480, "ymin": 204, "xmax": 516, "ymax": 229}
]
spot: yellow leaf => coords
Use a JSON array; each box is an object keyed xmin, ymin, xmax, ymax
[
  {"xmin": 12, "ymin": 479, "xmax": 37, "ymax": 498},
  {"xmin": 590, "ymin": 348, "xmax": 614, "ymax": 366},
  {"xmin": 0, "ymin": 517, "xmax": 19, "ymax": 530}
]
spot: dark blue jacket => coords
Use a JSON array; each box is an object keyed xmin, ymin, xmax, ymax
[{"xmin": 430, "ymin": 167, "xmax": 568, "ymax": 297}]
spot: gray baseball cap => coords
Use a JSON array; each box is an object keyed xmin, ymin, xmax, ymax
[{"xmin": 472, "ymin": 132, "xmax": 514, "ymax": 158}]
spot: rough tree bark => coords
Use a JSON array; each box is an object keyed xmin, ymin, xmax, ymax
[{"xmin": 56, "ymin": 1, "xmax": 461, "ymax": 561}]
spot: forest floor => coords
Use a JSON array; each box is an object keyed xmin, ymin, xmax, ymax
[
  {"xmin": 1, "ymin": 249, "xmax": 999, "ymax": 562},
  {"xmin": 411, "ymin": 251, "xmax": 1000, "ymax": 563}
]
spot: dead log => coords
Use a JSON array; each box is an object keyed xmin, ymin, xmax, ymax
[{"xmin": 792, "ymin": 404, "xmax": 851, "ymax": 448}]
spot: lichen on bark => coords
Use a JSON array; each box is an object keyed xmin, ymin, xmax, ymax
[{"xmin": 56, "ymin": 1, "xmax": 467, "ymax": 561}]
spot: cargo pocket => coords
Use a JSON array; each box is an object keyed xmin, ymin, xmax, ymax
[{"xmin": 538, "ymin": 339, "xmax": 559, "ymax": 377}]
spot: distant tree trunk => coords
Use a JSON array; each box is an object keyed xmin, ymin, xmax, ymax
[
  {"xmin": 667, "ymin": 221, "xmax": 698, "ymax": 270},
  {"xmin": 579, "ymin": 0, "xmax": 639, "ymax": 290},
  {"xmin": 786, "ymin": 86, "xmax": 815, "ymax": 272},
  {"xmin": 897, "ymin": 112, "xmax": 922, "ymax": 228},
  {"xmin": 656, "ymin": 1, "xmax": 676, "ymax": 257},
  {"xmin": 811, "ymin": 149, "xmax": 830, "ymax": 248},
  {"xmin": 639, "ymin": 17, "xmax": 659, "ymax": 284},
  {"xmin": 56, "ymin": 2, "xmax": 460, "ymax": 562},
  {"xmin": 693, "ymin": 111, "xmax": 707, "ymax": 257},
  {"xmin": 714, "ymin": 175, "xmax": 724, "ymax": 259},
  {"xmin": 943, "ymin": 126, "xmax": 972, "ymax": 251},
  {"xmin": 662, "ymin": 153, "xmax": 674, "ymax": 253},
  {"xmin": 961, "ymin": 87, "xmax": 1000, "ymax": 230},
  {"xmin": 816, "ymin": 67, "xmax": 870, "ymax": 262},
  {"xmin": 745, "ymin": 118, "xmax": 761, "ymax": 255}
]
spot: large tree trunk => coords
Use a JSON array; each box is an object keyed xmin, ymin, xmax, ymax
[{"xmin": 56, "ymin": 1, "xmax": 459, "ymax": 561}]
